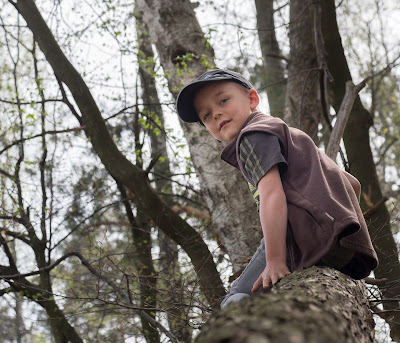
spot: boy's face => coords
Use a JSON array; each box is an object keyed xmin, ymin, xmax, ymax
[{"xmin": 193, "ymin": 81, "xmax": 259, "ymax": 143}]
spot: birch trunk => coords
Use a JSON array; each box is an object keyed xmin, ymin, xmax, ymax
[
  {"xmin": 136, "ymin": 10, "xmax": 192, "ymax": 341},
  {"xmin": 196, "ymin": 267, "xmax": 375, "ymax": 343},
  {"xmin": 136, "ymin": 0, "xmax": 262, "ymax": 272}
]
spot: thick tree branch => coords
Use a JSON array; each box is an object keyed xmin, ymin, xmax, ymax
[
  {"xmin": 0, "ymin": 234, "xmax": 18, "ymax": 270},
  {"xmin": 326, "ymin": 55, "xmax": 400, "ymax": 160},
  {"xmin": 12, "ymin": 0, "xmax": 225, "ymax": 308},
  {"xmin": 1, "ymin": 229, "xmax": 30, "ymax": 245},
  {"xmin": 196, "ymin": 267, "xmax": 375, "ymax": 343}
]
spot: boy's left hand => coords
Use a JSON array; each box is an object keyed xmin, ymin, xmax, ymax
[{"xmin": 251, "ymin": 261, "xmax": 290, "ymax": 292}]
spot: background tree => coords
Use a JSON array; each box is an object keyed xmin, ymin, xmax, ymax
[
  {"xmin": 320, "ymin": 1, "xmax": 400, "ymax": 340},
  {"xmin": 136, "ymin": 0, "xmax": 264, "ymax": 274},
  {"xmin": 255, "ymin": 0, "xmax": 286, "ymax": 118}
]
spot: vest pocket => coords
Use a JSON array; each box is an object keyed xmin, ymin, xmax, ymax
[{"xmin": 287, "ymin": 201, "xmax": 335, "ymax": 268}]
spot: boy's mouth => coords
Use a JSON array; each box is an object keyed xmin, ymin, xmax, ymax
[{"xmin": 219, "ymin": 120, "xmax": 230, "ymax": 130}]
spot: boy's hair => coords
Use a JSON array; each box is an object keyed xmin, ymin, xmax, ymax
[{"xmin": 176, "ymin": 69, "xmax": 254, "ymax": 123}]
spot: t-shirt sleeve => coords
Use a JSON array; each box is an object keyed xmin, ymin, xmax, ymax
[{"xmin": 238, "ymin": 131, "xmax": 287, "ymax": 186}]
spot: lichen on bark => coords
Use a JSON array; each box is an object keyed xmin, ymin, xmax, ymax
[{"xmin": 196, "ymin": 266, "xmax": 375, "ymax": 343}]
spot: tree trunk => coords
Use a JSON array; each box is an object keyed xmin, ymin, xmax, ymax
[
  {"xmin": 10, "ymin": 242, "xmax": 25, "ymax": 343},
  {"xmin": 1, "ymin": 269, "xmax": 84, "ymax": 343},
  {"xmin": 284, "ymin": 0, "xmax": 321, "ymax": 141},
  {"xmin": 136, "ymin": 11, "xmax": 193, "ymax": 341},
  {"xmin": 196, "ymin": 267, "xmax": 375, "ymax": 343},
  {"xmin": 11, "ymin": 0, "xmax": 226, "ymax": 309},
  {"xmin": 40, "ymin": 299, "xmax": 84, "ymax": 343},
  {"xmin": 118, "ymin": 182, "xmax": 160, "ymax": 343},
  {"xmin": 255, "ymin": 0, "xmax": 286, "ymax": 119},
  {"xmin": 320, "ymin": 1, "xmax": 400, "ymax": 341},
  {"xmin": 136, "ymin": 0, "xmax": 262, "ymax": 272}
]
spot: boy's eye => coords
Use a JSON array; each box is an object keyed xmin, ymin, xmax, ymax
[
  {"xmin": 221, "ymin": 98, "xmax": 228, "ymax": 104},
  {"xmin": 203, "ymin": 112, "xmax": 210, "ymax": 121}
]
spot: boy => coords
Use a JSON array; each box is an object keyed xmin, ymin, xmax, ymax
[{"xmin": 176, "ymin": 69, "xmax": 378, "ymax": 309}]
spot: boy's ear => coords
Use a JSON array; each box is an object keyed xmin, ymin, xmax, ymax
[{"xmin": 249, "ymin": 89, "xmax": 260, "ymax": 110}]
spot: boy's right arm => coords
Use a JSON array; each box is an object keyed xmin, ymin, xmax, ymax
[{"xmin": 251, "ymin": 165, "xmax": 290, "ymax": 292}]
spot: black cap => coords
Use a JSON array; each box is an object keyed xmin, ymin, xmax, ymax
[{"xmin": 176, "ymin": 69, "xmax": 254, "ymax": 123}]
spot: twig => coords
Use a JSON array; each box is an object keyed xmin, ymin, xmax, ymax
[
  {"xmin": 171, "ymin": 203, "xmax": 211, "ymax": 221},
  {"xmin": 145, "ymin": 152, "xmax": 162, "ymax": 174},
  {"xmin": 0, "ymin": 250, "xmax": 179, "ymax": 342},
  {"xmin": 326, "ymin": 54, "xmax": 400, "ymax": 160},
  {"xmin": 364, "ymin": 277, "xmax": 388, "ymax": 286},
  {"xmin": 363, "ymin": 197, "xmax": 389, "ymax": 219},
  {"xmin": 0, "ymin": 126, "xmax": 85, "ymax": 155},
  {"xmin": 56, "ymin": 76, "xmax": 83, "ymax": 125},
  {"xmin": 0, "ymin": 98, "xmax": 64, "ymax": 105}
]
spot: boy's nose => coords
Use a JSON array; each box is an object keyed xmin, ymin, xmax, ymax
[{"xmin": 212, "ymin": 111, "xmax": 222, "ymax": 120}]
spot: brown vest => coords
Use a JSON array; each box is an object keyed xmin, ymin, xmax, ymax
[{"xmin": 221, "ymin": 112, "xmax": 378, "ymax": 279}]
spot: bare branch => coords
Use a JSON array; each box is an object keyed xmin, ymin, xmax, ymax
[
  {"xmin": 325, "ymin": 52, "xmax": 400, "ymax": 161},
  {"xmin": 0, "ymin": 126, "xmax": 85, "ymax": 155},
  {"xmin": 0, "ymin": 233, "xmax": 18, "ymax": 269},
  {"xmin": 1, "ymin": 249, "xmax": 180, "ymax": 343},
  {"xmin": 0, "ymin": 287, "xmax": 13, "ymax": 296},
  {"xmin": 0, "ymin": 168, "xmax": 14, "ymax": 180},
  {"xmin": 145, "ymin": 152, "xmax": 162, "ymax": 174},
  {"xmin": 0, "ymin": 97, "xmax": 64, "ymax": 106},
  {"xmin": 0, "ymin": 251, "xmax": 78, "ymax": 279},
  {"xmin": 1, "ymin": 229, "xmax": 30, "ymax": 245},
  {"xmin": 363, "ymin": 197, "xmax": 389, "ymax": 219},
  {"xmin": 13, "ymin": 0, "xmax": 225, "ymax": 307},
  {"xmin": 172, "ymin": 204, "xmax": 210, "ymax": 221},
  {"xmin": 104, "ymin": 102, "xmax": 175, "ymax": 121},
  {"xmin": 365, "ymin": 277, "xmax": 388, "ymax": 286},
  {"xmin": 55, "ymin": 76, "xmax": 83, "ymax": 125}
]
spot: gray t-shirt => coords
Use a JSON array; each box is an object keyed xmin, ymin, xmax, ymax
[{"xmin": 238, "ymin": 131, "xmax": 287, "ymax": 210}]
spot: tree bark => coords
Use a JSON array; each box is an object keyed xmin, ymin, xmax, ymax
[
  {"xmin": 196, "ymin": 267, "xmax": 375, "ymax": 343},
  {"xmin": 284, "ymin": 0, "xmax": 321, "ymax": 141},
  {"xmin": 10, "ymin": 0, "xmax": 226, "ymax": 309},
  {"xmin": 118, "ymin": 182, "xmax": 160, "ymax": 343},
  {"xmin": 0, "ymin": 263, "xmax": 83, "ymax": 343},
  {"xmin": 136, "ymin": 0, "xmax": 263, "ymax": 272},
  {"xmin": 320, "ymin": 1, "xmax": 400, "ymax": 341},
  {"xmin": 255, "ymin": 0, "xmax": 287, "ymax": 119},
  {"xmin": 136, "ymin": 11, "xmax": 193, "ymax": 341}
]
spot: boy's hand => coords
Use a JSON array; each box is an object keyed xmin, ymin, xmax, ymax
[{"xmin": 251, "ymin": 260, "xmax": 290, "ymax": 292}]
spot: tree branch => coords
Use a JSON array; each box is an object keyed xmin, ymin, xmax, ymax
[
  {"xmin": 2, "ymin": 249, "xmax": 179, "ymax": 343},
  {"xmin": 326, "ymin": 55, "xmax": 400, "ymax": 160},
  {"xmin": 196, "ymin": 267, "xmax": 375, "ymax": 342},
  {"xmin": 13, "ymin": 0, "xmax": 225, "ymax": 308},
  {"xmin": 0, "ymin": 126, "xmax": 85, "ymax": 155},
  {"xmin": 0, "ymin": 168, "xmax": 15, "ymax": 180},
  {"xmin": 1, "ymin": 229, "xmax": 30, "ymax": 245}
]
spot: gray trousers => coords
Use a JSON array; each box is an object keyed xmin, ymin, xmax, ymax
[{"xmin": 221, "ymin": 238, "xmax": 291, "ymax": 309}]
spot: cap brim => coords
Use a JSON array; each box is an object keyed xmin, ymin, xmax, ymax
[{"xmin": 176, "ymin": 77, "xmax": 237, "ymax": 123}]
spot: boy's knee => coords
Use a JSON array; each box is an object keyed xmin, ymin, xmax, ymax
[{"xmin": 220, "ymin": 292, "xmax": 250, "ymax": 309}]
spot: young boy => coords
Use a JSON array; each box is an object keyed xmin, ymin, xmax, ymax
[{"xmin": 176, "ymin": 69, "xmax": 378, "ymax": 309}]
